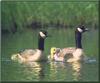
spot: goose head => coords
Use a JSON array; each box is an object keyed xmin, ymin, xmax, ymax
[
  {"xmin": 39, "ymin": 30, "xmax": 48, "ymax": 39},
  {"xmin": 77, "ymin": 25, "xmax": 88, "ymax": 33}
]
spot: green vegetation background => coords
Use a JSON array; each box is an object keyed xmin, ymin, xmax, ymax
[{"xmin": 1, "ymin": 0, "xmax": 99, "ymax": 33}]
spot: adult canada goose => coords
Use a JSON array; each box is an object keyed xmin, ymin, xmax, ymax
[
  {"xmin": 11, "ymin": 30, "xmax": 48, "ymax": 63},
  {"xmin": 50, "ymin": 25, "xmax": 88, "ymax": 62}
]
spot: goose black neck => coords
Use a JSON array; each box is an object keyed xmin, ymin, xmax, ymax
[
  {"xmin": 75, "ymin": 30, "xmax": 82, "ymax": 49},
  {"xmin": 38, "ymin": 36, "xmax": 45, "ymax": 51}
]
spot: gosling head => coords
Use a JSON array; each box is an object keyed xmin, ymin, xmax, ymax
[
  {"xmin": 77, "ymin": 25, "xmax": 88, "ymax": 33},
  {"xmin": 50, "ymin": 47, "xmax": 61, "ymax": 59},
  {"xmin": 50, "ymin": 47, "xmax": 57, "ymax": 59},
  {"xmin": 39, "ymin": 30, "xmax": 48, "ymax": 38}
]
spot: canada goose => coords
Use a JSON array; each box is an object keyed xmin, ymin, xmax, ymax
[
  {"xmin": 11, "ymin": 30, "xmax": 48, "ymax": 63},
  {"xmin": 50, "ymin": 25, "xmax": 88, "ymax": 62}
]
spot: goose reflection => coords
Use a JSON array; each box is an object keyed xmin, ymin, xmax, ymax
[
  {"xmin": 49, "ymin": 60, "xmax": 82, "ymax": 81},
  {"xmin": 70, "ymin": 61, "xmax": 82, "ymax": 81},
  {"xmin": 49, "ymin": 61, "xmax": 67, "ymax": 81},
  {"xmin": 21, "ymin": 62, "xmax": 45, "ymax": 81}
]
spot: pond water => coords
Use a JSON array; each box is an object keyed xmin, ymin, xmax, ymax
[{"xmin": 1, "ymin": 28, "xmax": 99, "ymax": 82}]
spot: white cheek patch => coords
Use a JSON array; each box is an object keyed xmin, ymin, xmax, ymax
[
  {"xmin": 77, "ymin": 28, "xmax": 83, "ymax": 33},
  {"xmin": 39, "ymin": 32, "xmax": 46, "ymax": 38}
]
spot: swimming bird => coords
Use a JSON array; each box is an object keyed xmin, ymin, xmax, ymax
[
  {"xmin": 51, "ymin": 25, "xmax": 88, "ymax": 62},
  {"xmin": 11, "ymin": 30, "xmax": 48, "ymax": 63},
  {"xmin": 48, "ymin": 47, "xmax": 63, "ymax": 61}
]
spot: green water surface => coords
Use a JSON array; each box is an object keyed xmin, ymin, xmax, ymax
[{"xmin": 1, "ymin": 28, "xmax": 99, "ymax": 82}]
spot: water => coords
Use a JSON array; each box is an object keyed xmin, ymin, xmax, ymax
[
  {"xmin": 1, "ymin": 60, "xmax": 98, "ymax": 82},
  {"xmin": 1, "ymin": 28, "xmax": 99, "ymax": 82}
]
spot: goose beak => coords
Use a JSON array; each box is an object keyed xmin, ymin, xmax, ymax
[{"xmin": 85, "ymin": 28, "xmax": 89, "ymax": 31}]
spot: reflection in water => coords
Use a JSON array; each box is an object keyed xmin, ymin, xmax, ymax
[
  {"xmin": 50, "ymin": 62, "xmax": 64, "ymax": 81},
  {"xmin": 2, "ymin": 59, "xmax": 98, "ymax": 81},
  {"xmin": 49, "ymin": 61, "xmax": 82, "ymax": 81},
  {"xmin": 49, "ymin": 62, "xmax": 57, "ymax": 80},
  {"xmin": 49, "ymin": 61, "xmax": 68, "ymax": 81},
  {"xmin": 21, "ymin": 62, "xmax": 45, "ymax": 81},
  {"xmin": 70, "ymin": 61, "xmax": 82, "ymax": 81}
]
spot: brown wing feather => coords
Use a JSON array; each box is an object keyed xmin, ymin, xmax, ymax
[
  {"xmin": 59, "ymin": 47, "xmax": 76, "ymax": 57},
  {"xmin": 20, "ymin": 49, "xmax": 37, "ymax": 59}
]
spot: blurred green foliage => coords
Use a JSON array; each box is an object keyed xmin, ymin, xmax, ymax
[{"xmin": 1, "ymin": 1, "xmax": 99, "ymax": 32}]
